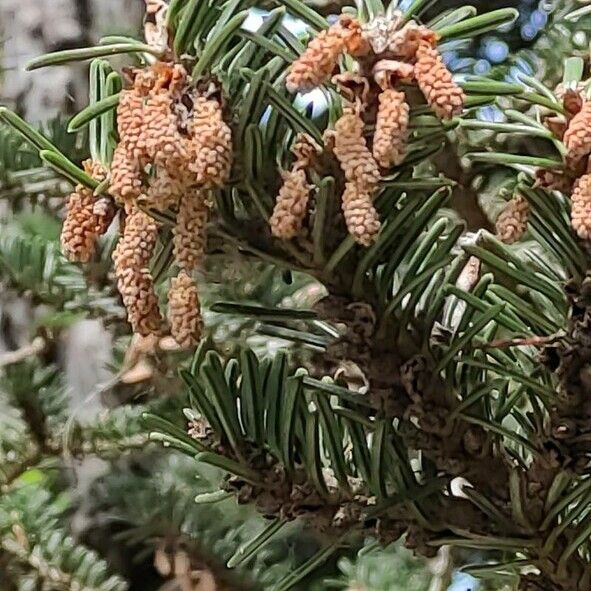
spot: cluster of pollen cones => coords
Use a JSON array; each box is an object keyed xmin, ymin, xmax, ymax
[
  {"xmin": 271, "ymin": 12, "xmax": 465, "ymax": 247},
  {"xmin": 60, "ymin": 62, "xmax": 232, "ymax": 347},
  {"xmin": 523, "ymin": 81, "xmax": 591, "ymax": 243}
]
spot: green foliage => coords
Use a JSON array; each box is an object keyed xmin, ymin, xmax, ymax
[
  {"xmin": 0, "ymin": 476, "xmax": 128, "ymax": 591},
  {"xmin": 86, "ymin": 454, "xmax": 331, "ymax": 590},
  {"xmin": 3, "ymin": 0, "xmax": 591, "ymax": 589},
  {"xmin": 328, "ymin": 543, "xmax": 431, "ymax": 591}
]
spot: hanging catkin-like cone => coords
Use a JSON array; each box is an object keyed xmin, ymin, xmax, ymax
[
  {"xmin": 143, "ymin": 90, "xmax": 188, "ymax": 170},
  {"xmin": 571, "ymin": 173, "xmax": 591, "ymax": 240},
  {"xmin": 110, "ymin": 88, "xmax": 147, "ymax": 202},
  {"xmin": 168, "ymin": 271, "xmax": 203, "ymax": 348},
  {"xmin": 60, "ymin": 161, "xmax": 115, "ymax": 262},
  {"xmin": 329, "ymin": 108, "xmax": 381, "ymax": 245},
  {"xmin": 110, "ymin": 63, "xmax": 189, "ymax": 206},
  {"xmin": 331, "ymin": 108, "xmax": 380, "ymax": 190},
  {"xmin": 414, "ymin": 40, "xmax": 465, "ymax": 120},
  {"xmin": 270, "ymin": 168, "xmax": 312, "ymax": 239},
  {"xmin": 270, "ymin": 133, "xmax": 321, "ymax": 240},
  {"xmin": 342, "ymin": 182, "xmax": 381, "ymax": 246},
  {"xmin": 373, "ymin": 88, "xmax": 410, "ymax": 168},
  {"xmin": 495, "ymin": 194, "xmax": 530, "ymax": 244},
  {"xmin": 173, "ymin": 191, "xmax": 209, "ymax": 272},
  {"xmin": 112, "ymin": 206, "xmax": 163, "ymax": 336},
  {"xmin": 286, "ymin": 21, "xmax": 348, "ymax": 93},
  {"xmin": 187, "ymin": 97, "xmax": 233, "ymax": 188},
  {"xmin": 564, "ymin": 101, "xmax": 591, "ymax": 165}
]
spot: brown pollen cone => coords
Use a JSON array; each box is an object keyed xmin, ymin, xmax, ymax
[
  {"xmin": 414, "ymin": 39, "xmax": 465, "ymax": 120},
  {"xmin": 142, "ymin": 166, "xmax": 187, "ymax": 211},
  {"xmin": 143, "ymin": 90, "xmax": 188, "ymax": 170},
  {"xmin": 342, "ymin": 181, "xmax": 381, "ymax": 246},
  {"xmin": 168, "ymin": 271, "xmax": 203, "ymax": 348},
  {"xmin": 329, "ymin": 108, "xmax": 381, "ymax": 245},
  {"xmin": 564, "ymin": 101, "xmax": 591, "ymax": 167},
  {"xmin": 112, "ymin": 205, "xmax": 163, "ymax": 336},
  {"xmin": 571, "ymin": 172, "xmax": 591, "ymax": 240},
  {"xmin": 173, "ymin": 191, "xmax": 209, "ymax": 272},
  {"xmin": 286, "ymin": 21, "xmax": 348, "ymax": 93},
  {"xmin": 495, "ymin": 193, "xmax": 530, "ymax": 244},
  {"xmin": 270, "ymin": 168, "xmax": 312, "ymax": 239},
  {"xmin": 331, "ymin": 108, "xmax": 380, "ymax": 190},
  {"xmin": 187, "ymin": 97, "xmax": 233, "ymax": 188},
  {"xmin": 60, "ymin": 160, "xmax": 115, "ymax": 263},
  {"xmin": 291, "ymin": 132, "xmax": 323, "ymax": 168},
  {"xmin": 373, "ymin": 88, "xmax": 410, "ymax": 168},
  {"xmin": 109, "ymin": 88, "xmax": 147, "ymax": 203}
]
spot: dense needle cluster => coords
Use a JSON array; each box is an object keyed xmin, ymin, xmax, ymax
[{"xmin": 273, "ymin": 11, "xmax": 464, "ymax": 246}]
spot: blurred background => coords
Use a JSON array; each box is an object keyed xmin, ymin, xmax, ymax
[{"xmin": 0, "ymin": 1, "xmax": 588, "ymax": 590}]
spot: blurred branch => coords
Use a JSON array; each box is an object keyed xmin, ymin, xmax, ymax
[{"xmin": 0, "ymin": 337, "xmax": 46, "ymax": 368}]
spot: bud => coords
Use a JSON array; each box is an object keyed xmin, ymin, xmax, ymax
[
  {"xmin": 187, "ymin": 97, "xmax": 233, "ymax": 188},
  {"xmin": 331, "ymin": 108, "xmax": 380, "ymax": 191},
  {"xmin": 286, "ymin": 21, "xmax": 349, "ymax": 93},
  {"xmin": 143, "ymin": 90, "xmax": 188, "ymax": 170},
  {"xmin": 339, "ymin": 15, "xmax": 371, "ymax": 58},
  {"xmin": 495, "ymin": 194, "xmax": 529, "ymax": 244},
  {"xmin": 291, "ymin": 132, "xmax": 323, "ymax": 167},
  {"xmin": 142, "ymin": 166, "xmax": 186, "ymax": 211},
  {"xmin": 110, "ymin": 88, "xmax": 147, "ymax": 202}
]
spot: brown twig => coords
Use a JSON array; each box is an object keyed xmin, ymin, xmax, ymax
[
  {"xmin": 477, "ymin": 334, "xmax": 564, "ymax": 350},
  {"xmin": 0, "ymin": 337, "xmax": 46, "ymax": 368}
]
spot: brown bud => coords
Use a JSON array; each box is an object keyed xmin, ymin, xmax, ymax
[
  {"xmin": 286, "ymin": 21, "xmax": 348, "ymax": 93},
  {"xmin": 187, "ymin": 97, "xmax": 233, "ymax": 188},
  {"xmin": 495, "ymin": 194, "xmax": 530, "ymax": 244},
  {"xmin": 60, "ymin": 161, "xmax": 115, "ymax": 262},
  {"xmin": 564, "ymin": 101, "xmax": 591, "ymax": 165}
]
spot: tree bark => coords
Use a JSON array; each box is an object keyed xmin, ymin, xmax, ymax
[{"xmin": 0, "ymin": 0, "xmax": 144, "ymax": 122}]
